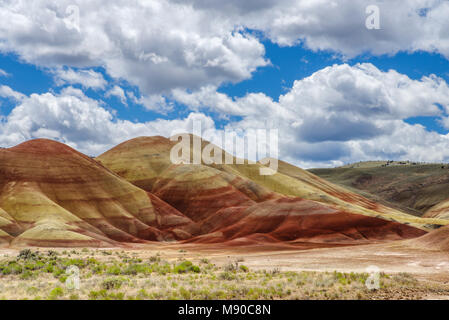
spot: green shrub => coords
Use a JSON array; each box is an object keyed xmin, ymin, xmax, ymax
[
  {"xmin": 122, "ymin": 263, "xmax": 151, "ymax": 275},
  {"xmin": 63, "ymin": 258, "xmax": 85, "ymax": 268},
  {"xmin": 179, "ymin": 287, "xmax": 191, "ymax": 299},
  {"xmin": 47, "ymin": 250, "xmax": 58, "ymax": 258},
  {"xmin": 17, "ymin": 249, "xmax": 39, "ymax": 261},
  {"xmin": 44, "ymin": 264, "xmax": 54, "ymax": 273},
  {"xmin": 86, "ymin": 257, "xmax": 99, "ymax": 265},
  {"xmin": 136, "ymin": 289, "xmax": 150, "ymax": 299},
  {"xmin": 102, "ymin": 278, "xmax": 123, "ymax": 290},
  {"xmin": 149, "ymin": 255, "xmax": 161, "ymax": 263},
  {"xmin": 24, "ymin": 261, "xmax": 44, "ymax": 271},
  {"xmin": 153, "ymin": 263, "xmax": 171, "ymax": 275},
  {"xmin": 106, "ymin": 265, "xmax": 121, "ymax": 275},
  {"xmin": 89, "ymin": 290, "xmax": 107, "ymax": 300},
  {"xmin": 3, "ymin": 262, "xmax": 23, "ymax": 275},
  {"xmin": 89, "ymin": 289, "xmax": 124, "ymax": 300},
  {"xmin": 1, "ymin": 266, "xmax": 11, "ymax": 275},
  {"xmin": 219, "ymin": 271, "xmax": 236, "ymax": 281},
  {"xmin": 52, "ymin": 267, "xmax": 64, "ymax": 278},
  {"xmin": 48, "ymin": 287, "xmax": 64, "ymax": 300},
  {"xmin": 20, "ymin": 270, "xmax": 34, "ymax": 280},
  {"xmin": 174, "ymin": 261, "xmax": 200, "ymax": 274},
  {"xmin": 239, "ymin": 265, "xmax": 249, "ymax": 273},
  {"xmin": 92, "ymin": 264, "xmax": 105, "ymax": 274},
  {"xmin": 110, "ymin": 292, "xmax": 125, "ymax": 300}
]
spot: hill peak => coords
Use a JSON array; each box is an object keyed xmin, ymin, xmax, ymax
[{"xmin": 6, "ymin": 139, "xmax": 80, "ymax": 155}]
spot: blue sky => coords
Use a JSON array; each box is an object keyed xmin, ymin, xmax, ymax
[
  {"xmin": 1, "ymin": 1, "xmax": 449, "ymax": 168},
  {"xmin": 2, "ymin": 43, "xmax": 448, "ymax": 131}
]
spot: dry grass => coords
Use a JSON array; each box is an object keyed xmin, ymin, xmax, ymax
[{"xmin": 0, "ymin": 248, "xmax": 448, "ymax": 300}]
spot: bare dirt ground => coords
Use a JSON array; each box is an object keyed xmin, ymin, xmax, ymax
[
  {"xmin": 4, "ymin": 241, "xmax": 449, "ymax": 280},
  {"xmin": 2, "ymin": 240, "xmax": 449, "ymax": 299},
  {"xmin": 142, "ymin": 241, "xmax": 449, "ymax": 299},
  {"xmin": 136, "ymin": 240, "xmax": 449, "ymax": 299},
  {"xmin": 115, "ymin": 241, "xmax": 449, "ymax": 276}
]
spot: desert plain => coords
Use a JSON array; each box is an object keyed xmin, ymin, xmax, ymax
[{"xmin": 1, "ymin": 136, "xmax": 449, "ymax": 299}]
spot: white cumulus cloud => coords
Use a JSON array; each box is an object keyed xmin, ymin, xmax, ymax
[
  {"xmin": 53, "ymin": 68, "xmax": 107, "ymax": 90},
  {"xmin": 0, "ymin": 85, "xmax": 216, "ymax": 155},
  {"xmin": 105, "ymin": 85, "xmax": 127, "ymax": 106},
  {"xmin": 173, "ymin": 63, "xmax": 449, "ymax": 167},
  {"xmin": 0, "ymin": 85, "xmax": 25, "ymax": 101},
  {"xmin": 2, "ymin": 0, "xmax": 448, "ymax": 99}
]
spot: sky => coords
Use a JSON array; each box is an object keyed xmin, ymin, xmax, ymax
[{"xmin": 1, "ymin": 0, "xmax": 449, "ymax": 168}]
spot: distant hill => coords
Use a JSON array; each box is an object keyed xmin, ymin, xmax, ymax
[
  {"xmin": 309, "ymin": 162, "xmax": 449, "ymax": 218},
  {"xmin": 338, "ymin": 160, "xmax": 441, "ymax": 169}
]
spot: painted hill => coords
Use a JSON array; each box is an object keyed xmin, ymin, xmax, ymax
[
  {"xmin": 98, "ymin": 137, "xmax": 445, "ymax": 231},
  {"xmin": 407, "ymin": 224, "xmax": 449, "ymax": 252},
  {"xmin": 309, "ymin": 163, "xmax": 449, "ymax": 219},
  {"xmin": 189, "ymin": 197, "xmax": 425, "ymax": 245},
  {"xmin": 423, "ymin": 199, "xmax": 449, "ymax": 220},
  {"xmin": 0, "ymin": 139, "xmax": 199, "ymax": 247},
  {"xmin": 403, "ymin": 214, "xmax": 449, "ymax": 255},
  {"xmin": 219, "ymin": 159, "xmax": 445, "ymax": 228},
  {"xmin": 0, "ymin": 138, "xmax": 434, "ymax": 247},
  {"xmin": 95, "ymin": 136, "xmax": 433, "ymax": 246}
]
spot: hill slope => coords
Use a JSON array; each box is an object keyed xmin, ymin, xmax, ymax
[
  {"xmin": 309, "ymin": 163, "xmax": 449, "ymax": 219},
  {"xmin": 98, "ymin": 136, "xmax": 446, "ymax": 229},
  {"xmin": 0, "ymin": 138, "xmax": 431, "ymax": 248},
  {"xmin": 0, "ymin": 139, "xmax": 199, "ymax": 247},
  {"xmin": 96, "ymin": 136, "xmax": 431, "ymax": 246},
  {"xmin": 220, "ymin": 159, "xmax": 446, "ymax": 228}
]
